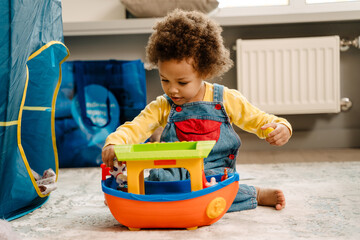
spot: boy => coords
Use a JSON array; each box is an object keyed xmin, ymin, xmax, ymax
[{"xmin": 102, "ymin": 9, "xmax": 291, "ymax": 211}]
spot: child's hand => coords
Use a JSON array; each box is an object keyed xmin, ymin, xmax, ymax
[
  {"xmin": 102, "ymin": 144, "xmax": 115, "ymax": 170},
  {"xmin": 261, "ymin": 123, "xmax": 291, "ymax": 146}
]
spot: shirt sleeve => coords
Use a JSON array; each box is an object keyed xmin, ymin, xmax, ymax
[
  {"xmin": 223, "ymin": 87, "xmax": 292, "ymax": 139},
  {"xmin": 103, "ymin": 96, "xmax": 170, "ymax": 147}
]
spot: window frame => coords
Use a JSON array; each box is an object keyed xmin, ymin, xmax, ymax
[{"xmin": 214, "ymin": 0, "xmax": 360, "ymax": 18}]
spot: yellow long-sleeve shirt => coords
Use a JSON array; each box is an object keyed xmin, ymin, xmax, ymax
[{"xmin": 104, "ymin": 82, "xmax": 292, "ymax": 147}]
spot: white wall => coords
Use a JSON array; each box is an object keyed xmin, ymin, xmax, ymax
[
  {"xmin": 61, "ymin": 2, "xmax": 360, "ymax": 150},
  {"xmin": 62, "ymin": 0, "xmax": 126, "ymax": 22}
]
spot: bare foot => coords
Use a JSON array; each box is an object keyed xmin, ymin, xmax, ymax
[{"xmin": 255, "ymin": 187, "xmax": 286, "ymax": 210}]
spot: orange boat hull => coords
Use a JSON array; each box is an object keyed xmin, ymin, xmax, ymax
[{"xmin": 105, "ymin": 181, "xmax": 239, "ymax": 230}]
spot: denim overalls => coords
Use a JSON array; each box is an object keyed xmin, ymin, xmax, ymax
[{"xmin": 148, "ymin": 83, "xmax": 257, "ymax": 212}]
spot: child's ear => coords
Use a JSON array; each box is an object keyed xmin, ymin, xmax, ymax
[
  {"xmin": 201, "ymin": 73, "xmax": 210, "ymax": 81},
  {"xmin": 199, "ymin": 69, "xmax": 211, "ymax": 80}
]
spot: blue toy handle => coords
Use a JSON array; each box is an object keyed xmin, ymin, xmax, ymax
[{"xmin": 74, "ymin": 62, "xmax": 112, "ymax": 128}]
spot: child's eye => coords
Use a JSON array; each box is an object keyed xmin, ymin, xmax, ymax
[
  {"xmin": 179, "ymin": 82, "xmax": 188, "ymax": 85},
  {"xmin": 161, "ymin": 79, "xmax": 169, "ymax": 83}
]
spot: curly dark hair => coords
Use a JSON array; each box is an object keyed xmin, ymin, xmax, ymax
[{"xmin": 145, "ymin": 9, "xmax": 233, "ymax": 79}]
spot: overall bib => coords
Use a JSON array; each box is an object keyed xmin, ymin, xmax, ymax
[{"xmin": 148, "ymin": 83, "xmax": 257, "ymax": 212}]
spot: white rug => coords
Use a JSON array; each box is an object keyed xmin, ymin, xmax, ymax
[{"xmin": 6, "ymin": 161, "xmax": 360, "ymax": 240}]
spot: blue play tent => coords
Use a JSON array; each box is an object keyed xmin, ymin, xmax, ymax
[{"xmin": 0, "ymin": 0, "xmax": 69, "ymax": 220}]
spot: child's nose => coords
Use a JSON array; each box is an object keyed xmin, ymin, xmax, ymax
[{"xmin": 169, "ymin": 85, "xmax": 179, "ymax": 94}]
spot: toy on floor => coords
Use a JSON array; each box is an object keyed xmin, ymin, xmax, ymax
[
  {"xmin": 31, "ymin": 168, "xmax": 57, "ymax": 195},
  {"xmin": 101, "ymin": 140, "xmax": 240, "ymax": 231}
]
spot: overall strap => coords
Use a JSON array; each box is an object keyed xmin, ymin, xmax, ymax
[
  {"xmin": 213, "ymin": 83, "xmax": 224, "ymax": 102},
  {"xmin": 163, "ymin": 94, "xmax": 174, "ymax": 105}
]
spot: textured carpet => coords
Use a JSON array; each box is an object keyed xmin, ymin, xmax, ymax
[{"xmin": 7, "ymin": 160, "xmax": 360, "ymax": 240}]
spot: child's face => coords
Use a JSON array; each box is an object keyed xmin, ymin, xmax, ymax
[{"xmin": 158, "ymin": 58, "xmax": 205, "ymax": 105}]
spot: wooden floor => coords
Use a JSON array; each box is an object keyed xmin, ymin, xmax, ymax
[{"xmin": 237, "ymin": 148, "xmax": 360, "ymax": 164}]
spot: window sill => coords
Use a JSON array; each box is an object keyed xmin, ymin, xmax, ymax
[{"xmin": 63, "ymin": 10, "xmax": 360, "ymax": 36}]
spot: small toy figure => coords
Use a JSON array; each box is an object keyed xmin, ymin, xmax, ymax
[
  {"xmin": 110, "ymin": 161, "xmax": 127, "ymax": 189},
  {"xmin": 221, "ymin": 168, "xmax": 229, "ymax": 181},
  {"xmin": 205, "ymin": 177, "xmax": 217, "ymax": 187},
  {"xmin": 31, "ymin": 168, "xmax": 57, "ymax": 195}
]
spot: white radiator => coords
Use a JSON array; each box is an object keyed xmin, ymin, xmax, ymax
[{"xmin": 236, "ymin": 36, "xmax": 340, "ymax": 114}]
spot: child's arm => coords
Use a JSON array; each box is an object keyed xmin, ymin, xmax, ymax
[
  {"xmin": 102, "ymin": 144, "xmax": 115, "ymax": 170},
  {"xmin": 102, "ymin": 96, "xmax": 170, "ymax": 169},
  {"xmin": 223, "ymin": 87, "xmax": 292, "ymax": 145}
]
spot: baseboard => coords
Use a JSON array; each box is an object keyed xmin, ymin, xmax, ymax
[{"xmin": 235, "ymin": 128, "xmax": 360, "ymax": 151}]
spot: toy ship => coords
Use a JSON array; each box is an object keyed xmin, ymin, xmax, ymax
[{"xmin": 101, "ymin": 141, "xmax": 239, "ymax": 230}]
